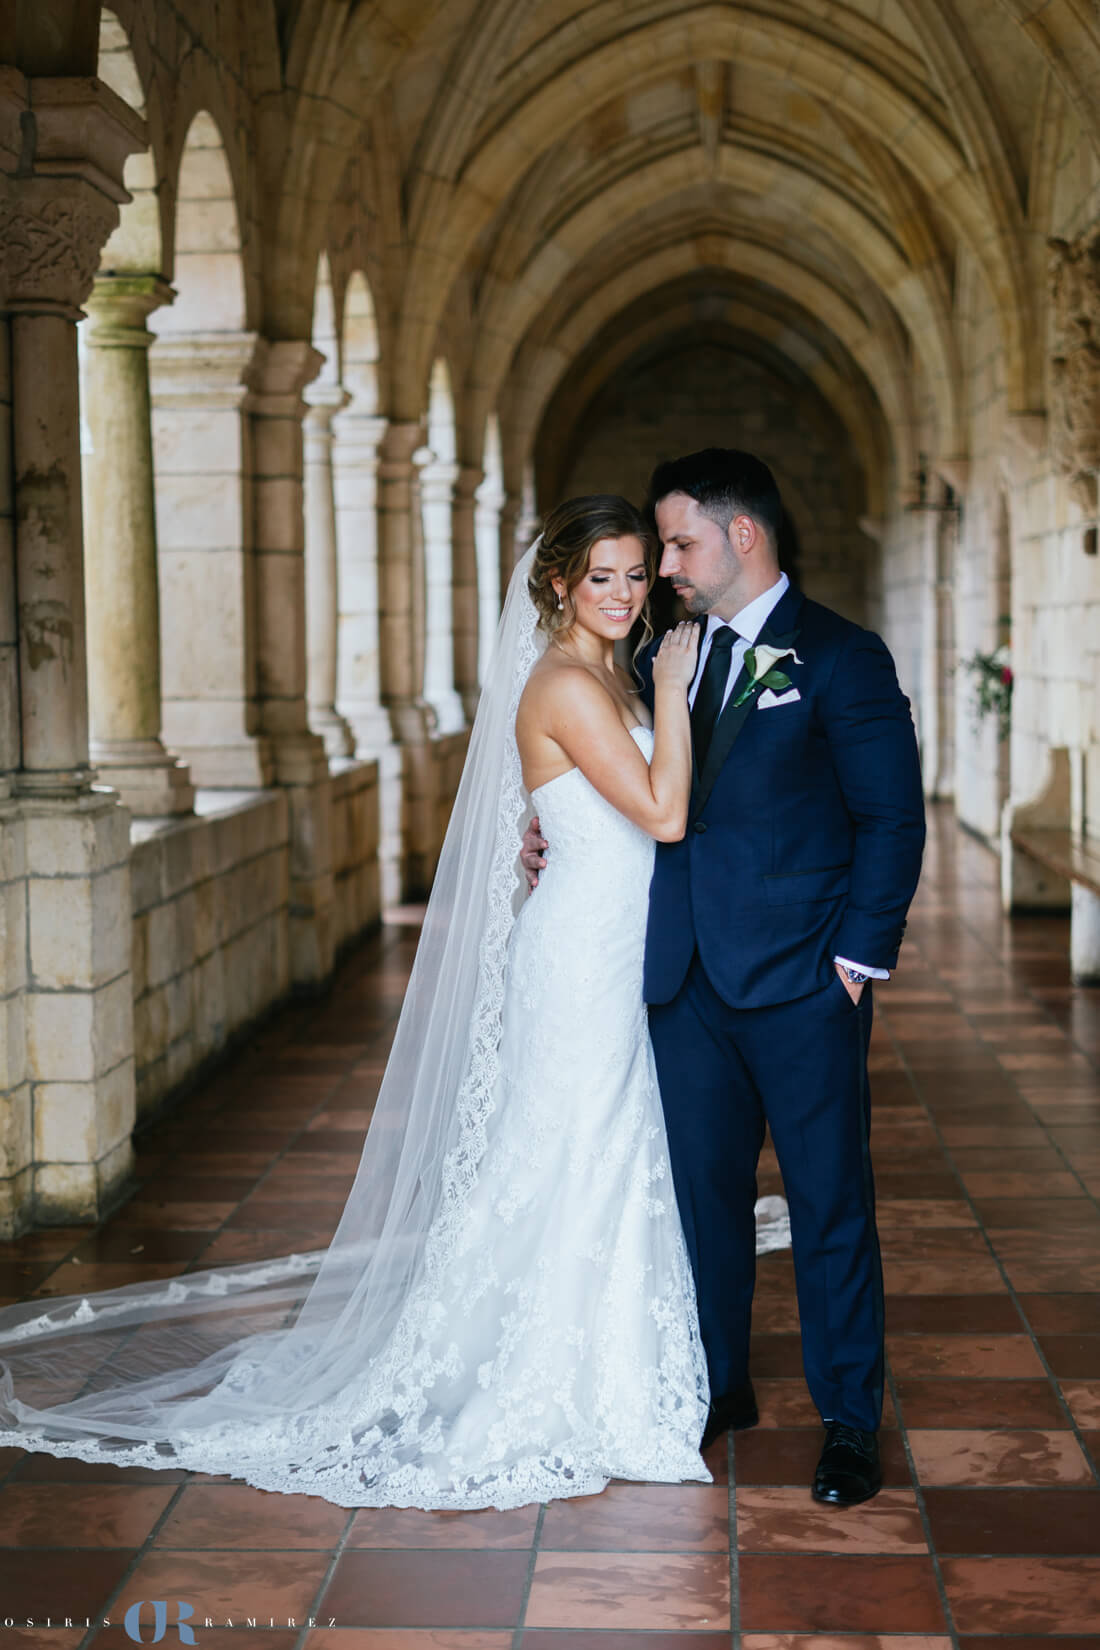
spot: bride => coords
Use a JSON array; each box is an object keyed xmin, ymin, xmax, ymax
[{"xmin": 0, "ymin": 495, "xmax": 767, "ymax": 1510}]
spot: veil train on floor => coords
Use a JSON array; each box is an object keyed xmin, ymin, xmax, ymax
[{"xmin": 0, "ymin": 544, "xmax": 790, "ymax": 1491}]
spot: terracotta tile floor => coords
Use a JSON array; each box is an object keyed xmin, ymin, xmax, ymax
[{"xmin": 0, "ymin": 806, "xmax": 1098, "ymax": 1646}]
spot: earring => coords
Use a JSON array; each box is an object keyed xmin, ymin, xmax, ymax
[{"xmin": 556, "ymin": 595, "xmax": 564, "ymax": 610}]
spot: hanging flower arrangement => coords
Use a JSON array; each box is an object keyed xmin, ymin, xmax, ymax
[{"xmin": 960, "ymin": 640, "xmax": 1012, "ymax": 741}]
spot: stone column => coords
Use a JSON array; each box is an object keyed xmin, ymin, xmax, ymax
[
  {"xmin": 332, "ymin": 410, "xmax": 391, "ymax": 749},
  {"xmin": 149, "ymin": 330, "xmax": 273, "ymax": 788},
  {"xmin": 474, "ymin": 466, "xmax": 504, "ymax": 686},
  {"xmin": 451, "ymin": 465, "xmax": 482, "ymax": 721},
  {"xmin": 81, "ymin": 273, "xmax": 194, "ymax": 815},
  {"xmin": 914, "ymin": 505, "xmax": 944, "ymax": 799},
  {"xmin": 331, "ymin": 409, "xmax": 403, "ymax": 905},
  {"xmin": 419, "ymin": 455, "xmax": 465, "ymax": 734},
  {"xmin": 377, "ymin": 421, "xmax": 436, "ymax": 894},
  {"xmin": 498, "ymin": 494, "xmax": 521, "ymax": 611},
  {"xmin": 248, "ymin": 339, "xmax": 336, "ymax": 984},
  {"xmin": 303, "ymin": 382, "xmax": 356, "ymax": 758},
  {"xmin": 0, "ymin": 74, "xmax": 145, "ymax": 1232}
]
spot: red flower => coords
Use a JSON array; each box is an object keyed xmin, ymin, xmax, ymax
[{"xmin": 1001, "ymin": 666, "xmax": 1013, "ymax": 686}]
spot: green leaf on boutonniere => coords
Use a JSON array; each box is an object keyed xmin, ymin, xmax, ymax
[{"xmin": 761, "ymin": 670, "xmax": 791, "ymax": 691}]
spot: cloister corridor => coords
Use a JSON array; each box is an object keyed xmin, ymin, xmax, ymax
[
  {"xmin": 1, "ymin": 0, "xmax": 1100, "ymax": 1634},
  {"xmin": 0, "ymin": 809, "xmax": 1096, "ymax": 1643}
]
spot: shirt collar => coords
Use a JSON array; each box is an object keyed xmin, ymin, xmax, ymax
[{"xmin": 706, "ymin": 572, "xmax": 790, "ymax": 645}]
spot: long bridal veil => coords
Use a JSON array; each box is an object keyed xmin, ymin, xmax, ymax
[
  {"xmin": 0, "ymin": 540, "xmax": 790, "ymax": 1496},
  {"xmin": 0, "ymin": 546, "xmax": 549, "ymax": 1489}
]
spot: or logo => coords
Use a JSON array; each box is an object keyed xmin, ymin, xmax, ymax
[{"xmin": 123, "ymin": 1602, "xmax": 197, "ymax": 1645}]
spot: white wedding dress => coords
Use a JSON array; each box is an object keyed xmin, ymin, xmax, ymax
[
  {"xmin": 0, "ymin": 730, "xmax": 709, "ymax": 1509},
  {"xmin": 0, "ymin": 548, "xmax": 785, "ymax": 1510}
]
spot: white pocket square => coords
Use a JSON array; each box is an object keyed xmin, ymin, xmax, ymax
[{"xmin": 757, "ymin": 686, "xmax": 802, "ymax": 708}]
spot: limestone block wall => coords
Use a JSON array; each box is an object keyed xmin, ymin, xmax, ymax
[
  {"xmin": 878, "ymin": 510, "xmax": 927, "ymax": 737},
  {"xmin": 0, "ymin": 807, "xmax": 29, "ymax": 1229},
  {"xmin": 555, "ymin": 342, "xmax": 872, "ymax": 625},
  {"xmin": 0, "ymin": 798, "xmax": 137, "ymax": 1231},
  {"xmin": 877, "ymin": 108, "xmax": 1100, "ymax": 847},
  {"xmin": 433, "ymin": 732, "xmax": 472, "ymax": 875},
  {"xmin": 130, "ymin": 792, "xmax": 291, "ymax": 1115}
]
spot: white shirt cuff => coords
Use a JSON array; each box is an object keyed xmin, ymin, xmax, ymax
[{"xmin": 834, "ymin": 956, "xmax": 890, "ymax": 981}]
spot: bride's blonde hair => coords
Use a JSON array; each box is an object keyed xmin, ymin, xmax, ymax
[{"xmin": 527, "ymin": 495, "xmax": 657, "ymax": 659}]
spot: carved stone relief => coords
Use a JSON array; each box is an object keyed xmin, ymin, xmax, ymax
[
  {"xmin": 1049, "ymin": 225, "xmax": 1100, "ymax": 513},
  {"xmin": 0, "ymin": 183, "xmax": 119, "ymax": 313}
]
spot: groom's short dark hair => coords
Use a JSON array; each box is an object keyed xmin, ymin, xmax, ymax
[{"xmin": 648, "ymin": 448, "xmax": 783, "ymax": 541}]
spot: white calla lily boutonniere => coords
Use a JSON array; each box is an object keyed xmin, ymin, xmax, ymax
[{"xmin": 732, "ymin": 642, "xmax": 804, "ymax": 709}]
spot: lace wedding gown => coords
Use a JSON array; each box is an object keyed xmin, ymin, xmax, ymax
[{"xmin": 0, "ymin": 724, "xmax": 711, "ymax": 1509}]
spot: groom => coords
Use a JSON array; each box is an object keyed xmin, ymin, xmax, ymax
[{"xmin": 525, "ymin": 449, "xmax": 925, "ymax": 1506}]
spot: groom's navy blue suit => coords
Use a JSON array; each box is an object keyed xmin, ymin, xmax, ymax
[{"xmin": 639, "ymin": 581, "xmax": 925, "ymax": 1432}]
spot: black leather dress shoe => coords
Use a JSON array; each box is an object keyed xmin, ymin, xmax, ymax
[
  {"xmin": 812, "ymin": 1421, "xmax": 882, "ymax": 1505},
  {"xmin": 701, "ymin": 1381, "xmax": 758, "ymax": 1450}
]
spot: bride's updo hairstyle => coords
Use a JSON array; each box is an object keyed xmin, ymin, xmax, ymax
[{"xmin": 528, "ymin": 494, "xmax": 657, "ymax": 644}]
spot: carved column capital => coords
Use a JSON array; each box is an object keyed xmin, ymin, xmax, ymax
[
  {"xmin": 83, "ymin": 272, "xmax": 175, "ymax": 347},
  {"xmin": 0, "ymin": 76, "xmax": 146, "ymax": 316},
  {"xmin": 247, "ymin": 338, "xmax": 325, "ymax": 416},
  {"xmin": 455, "ymin": 464, "xmax": 485, "ymax": 502},
  {"xmin": 378, "ymin": 420, "xmax": 426, "ymax": 478}
]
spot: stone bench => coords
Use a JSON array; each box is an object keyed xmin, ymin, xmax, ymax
[{"xmin": 1009, "ymin": 826, "xmax": 1100, "ymax": 985}]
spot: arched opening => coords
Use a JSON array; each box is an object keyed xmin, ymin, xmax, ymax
[
  {"xmin": 95, "ymin": 9, "xmax": 160, "ymax": 273},
  {"xmin": 147, "ymin": 111, "xmax": 263, "ymax": 787},
  {"xmin": 541, "ymin": 326, "xmax": 870, "ymax": 625},
  {"xmin": 475, "ymin": 413, "xmax": 504, "ymax": 681},
  {"xmin": 420, "ymin": 357, "xmax": 464, "ymax": 733},
  {"xmin": 155, "ymin": 111, "xmax": 246, "ymax": 337}
]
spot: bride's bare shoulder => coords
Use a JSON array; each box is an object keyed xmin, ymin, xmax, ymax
[{"xmin": 519, "ymin": 653, "xmax": 615, "ymax": 731}]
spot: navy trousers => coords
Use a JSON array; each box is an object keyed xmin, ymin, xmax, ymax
[{"xmin": 647, "ymin": 951, "xmax": 884, "ymax": 1432}]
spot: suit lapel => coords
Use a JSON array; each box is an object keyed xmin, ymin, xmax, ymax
[{"xmin": 691, "ymin": 585, "xmax": 805, "ymax": 818}]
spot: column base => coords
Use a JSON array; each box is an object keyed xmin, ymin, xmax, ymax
[
  {"xmin": 308, "ymin": 705, "xmax": 357, "ymax": 760},
  {"xmin": 91, "ymin": 739, "xmax": 195, "ymax": 817},
  {"xmin": 171, "ymin": 739, "xmax": 276, "ymax": 790},
  {"xmin": 425, "ymin": 689, "xmax": 468, "ymax": 737},
  {"xmin": 1071, "ymin": 882, "xmax": 1100, "ymax": 985}
]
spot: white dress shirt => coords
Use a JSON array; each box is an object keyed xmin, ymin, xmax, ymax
[{"xmin": 687, "ymin": 572, "xmax": 888, "ymax": 982}]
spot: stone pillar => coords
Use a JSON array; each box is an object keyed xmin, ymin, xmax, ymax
[
  {"xmin": 452, "ymin": 465, "xmax": 482, "ymax": 721},
  {"xmin": 474, "ymin": 466, "xmax": 504, "ymax": 686},
  {"xmin": 419, "ymin": 456, "xmax": 465, "ymax": 734},
  {"xmin": 0, "ymin": 74, "xmax": 145, "ymax": 1232},
  {"xmin": 149, "ymin": 330, "xmax": 274, "ymax": 787},
  {"xmin": 249, "ymin": 339, "xmax": 336, "ymax": 985},
  {"xmin": 332, "ymin": 409, "xmax": 403, "ymax": 905},
  {"xmin": 498, "ymin": 494, "xmax": 521, "ymax": 610},
  {"xmin": 915, "ymin": 506, "xmax": 942, "ymax": 798},
  {"xmin": 303, "ymin": 382, "xmax": 356, "ymax": 758},
  {"xmin": 332, "ymin": 410, "xmax": 391, "ymax": 749},
  {"xmin": 81, "ymin": 273, "xmax": 194, "ymax": 815},
  {"xmin": 377, "ymin": 421, "xmax": 437, "ymax": 895}
]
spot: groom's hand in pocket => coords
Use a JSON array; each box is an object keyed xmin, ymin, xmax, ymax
[
  {"xmin": 835, "ymin": 961, "xmax": 866, "ymax": 1005},
  {"xmin": 521, "ymin": 815, "xmax": 548, "ymax": 891}
]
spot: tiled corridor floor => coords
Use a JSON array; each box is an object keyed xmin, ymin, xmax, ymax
[{"xmin": 0, "ymin": 807, "xmax": 1097, "ymax": 1647}]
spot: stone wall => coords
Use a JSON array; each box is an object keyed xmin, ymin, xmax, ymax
[
  {"xmin": 877, "ymin": 101, "xmax": 1100, "ymax": 849},
  {"xmin": 553, "ymin": 339, "xmax": 873, "ymax": 626},
  {"xmin": 330, "ymin": 758, "xmax": 382, "ymax": 953},
  {"xmin": 130, "ymin": 793, "xmax": 291, "ymax": 1116}
]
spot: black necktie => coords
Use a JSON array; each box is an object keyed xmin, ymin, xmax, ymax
[{"xmin": 691, "ymin": 625, "xmax": 740, "ymax": 770}]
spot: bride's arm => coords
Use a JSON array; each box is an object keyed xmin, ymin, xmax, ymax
[{"xmin": 544, "ymin": 624, "xmax": 698, "ymax": 841}]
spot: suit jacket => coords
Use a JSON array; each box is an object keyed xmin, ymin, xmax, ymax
[{"xmin": 638, "ymin": 584, "xmax": 926, "ymax": 1008}]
